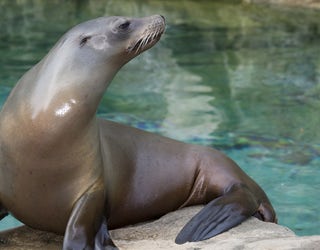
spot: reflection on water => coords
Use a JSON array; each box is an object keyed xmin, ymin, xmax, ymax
[{"xmin": 0, "ymin": 0, "xmax": 320, "ymax": 236}]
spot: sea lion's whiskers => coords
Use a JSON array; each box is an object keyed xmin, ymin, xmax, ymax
[{"xmin": 131, "ymin": 26, "xmax": 163, "ymax": 54}]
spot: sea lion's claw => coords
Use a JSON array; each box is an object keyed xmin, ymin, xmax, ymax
[{"xmin": 175, "ymin": 184, "xmax": 257, "ymax": 244}]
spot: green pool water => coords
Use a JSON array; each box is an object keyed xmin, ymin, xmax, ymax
[{"xmin": 0, "ymin": 0, "xmax": 320, "ymax": 236}]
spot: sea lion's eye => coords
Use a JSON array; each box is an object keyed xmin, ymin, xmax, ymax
[
  {"xmin": 118, "ymin": 21, "xmax": 130, "ymax": 30},
  {"xmin": 80, "ymin": 36, "xmax": 91, "ymax": 47}
]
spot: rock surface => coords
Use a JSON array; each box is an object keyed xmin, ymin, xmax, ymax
[{"xmin": 0, "ymin": 206, "xmax": 320, "ymax": 249}]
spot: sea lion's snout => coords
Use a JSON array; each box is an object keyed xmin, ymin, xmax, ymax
[{"xmin": 127, "ymin": 15, "xmax": 165, "ymax": 54}]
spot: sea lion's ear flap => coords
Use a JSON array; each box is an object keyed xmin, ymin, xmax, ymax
[{"xmin": 175, "ymin": 184, "xmax": 258, "ymax": 244}]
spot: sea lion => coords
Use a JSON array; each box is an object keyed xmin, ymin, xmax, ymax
[{"xmin": 0, "ymin": 15, "xmax": 277, "ymax": 249}]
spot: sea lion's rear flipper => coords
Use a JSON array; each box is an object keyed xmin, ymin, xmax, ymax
[{"xmin": 175, "ymin": 184, "xmax": 258, "ymax": 244}]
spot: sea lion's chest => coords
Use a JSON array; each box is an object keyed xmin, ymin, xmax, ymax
[{"xmin": 0, "ymin": 117, "xmax": 102, "ymax": 232}]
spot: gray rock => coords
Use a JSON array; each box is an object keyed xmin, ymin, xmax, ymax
[{"xmin": 0, "ymin": 206, "xmax": 319, "ymax": 249}]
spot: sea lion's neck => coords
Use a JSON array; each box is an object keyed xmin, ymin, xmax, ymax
[
  {"xmin": 21, "ymin": 54, "xmax": 117, "ymax": 117},
  {"xmin": 0, "ymin": 51, "xmax": 120, "ymax": 142},
  {"xmin": 30, "ymin": 51, "xmax": 118, "ymax": 119}
]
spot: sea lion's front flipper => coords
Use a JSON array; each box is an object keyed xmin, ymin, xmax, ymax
[
  {"xmin": 175, "ymin": 184, "xmax": 258, "ymax": 244},
  {"xmin": 63, "ymin": 180, "xmax": 118, "ymax": 250}
]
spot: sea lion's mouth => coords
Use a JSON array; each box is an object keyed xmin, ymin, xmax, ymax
[{"xmin": 127, "ymin": 17, "xmax": 165, "ymax": 54}]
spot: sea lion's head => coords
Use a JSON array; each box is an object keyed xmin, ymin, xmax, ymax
[
  {"xmin": 59, "ymin": 15, "xmax": 166, "ymax": 69},
  {"xmin": 38, "ymin": 15, "xmax": 165, "ymax": 89}
]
